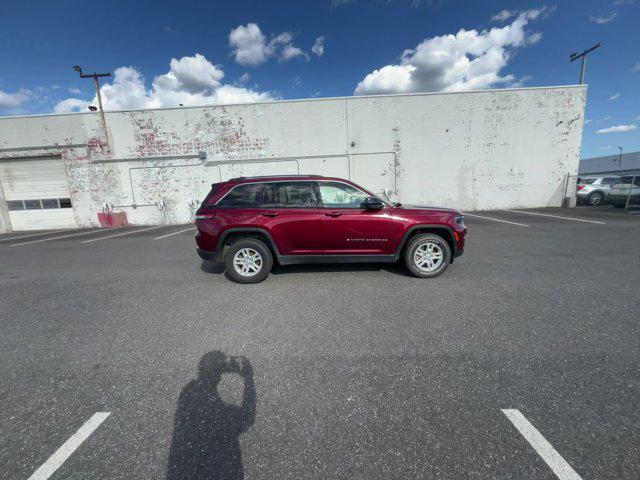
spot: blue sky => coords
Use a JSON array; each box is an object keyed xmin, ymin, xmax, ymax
[{"xmin": 0, "ymin": 0, "xmax": 638, "ymax": 158}]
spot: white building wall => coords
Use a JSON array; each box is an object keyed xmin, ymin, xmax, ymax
[{"xmin": 0, "ymin": 85, "xmax": 586, "ymax": 231}]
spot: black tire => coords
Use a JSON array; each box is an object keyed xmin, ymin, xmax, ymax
[
  {"xmin": 587, "ymin": 191, "xmax": 604, "ymax": 206},
  {"xmin": 223, "ymin": 238, "xmax": 273, "ymax": 284},
  {"xmin": 404, "ymin": 233, "xmax": 451, "ymax": 278}
]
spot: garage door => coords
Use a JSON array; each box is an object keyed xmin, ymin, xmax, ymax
[{"xmin": 0, "ymin": 157, "xmax": 77, "ymax": 231}]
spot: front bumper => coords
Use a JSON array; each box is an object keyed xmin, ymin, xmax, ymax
[{"xmin": 196, "ymin": 248, "xmax": 218, "ymax": 262}]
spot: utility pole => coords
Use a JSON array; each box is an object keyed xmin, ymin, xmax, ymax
[
  {"xmin": 73, "ymin": 65, "xmax": 111, "ymax": 150},
  {"xmin": 569, "ymin": 43, "xmax": 602, "ymax": 84},
  {"xmin": 618, "ymin": 146, "xmax": 623, "ymax": 167}
]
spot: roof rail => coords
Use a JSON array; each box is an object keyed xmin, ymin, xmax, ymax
[{"xmin": 228, "ymin": 174, "xmax": 324, "ymax": 181}]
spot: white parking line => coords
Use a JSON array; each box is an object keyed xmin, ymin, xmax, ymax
[
  {"xmin": 502, "ymin": 409, "xmax": 583, "ymax": 480},
  {"xmin": 505, "ymin": 210, "xmax": 606, "ymax": 225},
  {"xmin": 154, "ymin": 226, "xmax": 196, "ymax": 240},
  {"xmin": 82, "ymin": 225, "xmax": 165, "ymax": 243},
  {"xmin": 463, "ymin": 212, "xmax": 529, "ymax": 227},
  {"xmin": 0, "ymin": 229, "xmax": 72, "ymax": 243},
  {"xmin": 27, "ymin": 412, "xmax": 110, "ymax": 480},
  {"xmin": 11, "ymin": 229, "xmax": 115, "ymax": 247}
]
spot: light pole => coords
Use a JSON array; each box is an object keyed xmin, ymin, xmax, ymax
[
  {"xmin": 569, "ymin": 43, "xmax": 602, "ymax": 84},
  {"xmin": 618, "ymin": 146, "xmax": 623, "ymax": 167},
  {"xmin": 73, "ymin": 65, "xmax": 111, "ymax": 150}
]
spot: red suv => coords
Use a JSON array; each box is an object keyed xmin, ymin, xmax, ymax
[{"xmin": 195, "ymin": 175, "xmax": 466, "ymax": 283}]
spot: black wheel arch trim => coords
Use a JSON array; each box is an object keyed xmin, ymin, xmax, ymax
[
  {"xmin": 395, "ymin": 225, "xmax": 459, "ymax": 261},
  {"xmin": 216, "ymin": 227, "xmax": 282, "ymax": 261}
]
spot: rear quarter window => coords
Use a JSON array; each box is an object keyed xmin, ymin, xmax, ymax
[
  {"xmin": 202, "ymin": 183, "xmax": 222, "ymax": 206},
  {"xmin": 217, "ymin": 183, "xmax": 264, "ymax": 207}
]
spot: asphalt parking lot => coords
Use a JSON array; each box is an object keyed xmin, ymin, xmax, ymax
[{"xmin": 1, "ymin": 206, "xmax": 639, "ymax": 480}]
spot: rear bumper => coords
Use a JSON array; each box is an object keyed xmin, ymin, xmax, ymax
[{"xmin": 196, "ymin": 248, "xmax": 218, "ymax": 262}]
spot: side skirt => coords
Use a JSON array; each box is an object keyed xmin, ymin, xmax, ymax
[{"xmin": 278, "ymin": 254, "xmax": 397, "ymax": 266}]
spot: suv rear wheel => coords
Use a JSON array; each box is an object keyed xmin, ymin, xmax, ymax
[
  {"xmin": 404, "ymin": 233, "xmax": 451, "ymax": 278},
  {"xmin": 224, "ymin": 238, "xmax": 273, "ymax": 284}
]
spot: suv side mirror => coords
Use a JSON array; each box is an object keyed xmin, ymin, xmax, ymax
[{"xmin": 361, "ymin": 196, "xmax": 384, "ymax": 210}]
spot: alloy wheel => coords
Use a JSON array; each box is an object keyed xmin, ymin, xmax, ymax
[
  {"xmin": 232, "ymin": 248, "xmax": 263, "ymax": 277},
  {"xmin": 414, "ymin": 242, "xmax": 444, "ymax": 273}
]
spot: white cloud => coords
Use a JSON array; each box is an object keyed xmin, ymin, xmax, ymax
[
  {"xmin": 228, "ymin": 23, "xmax": 308, "ymax": 66},
  {"xmin": 68, "ymin": 87, "xmax": 82, "ymax": 95},
  {"xmin": 598, "ymin": 145, "xmax": 612, "ymax": 150},
  {"xmin": 584, "ymin": 119, "xmax": 593, "ymax": 124},
  {"xmin": 355, "ymin": 8, "xmax": 548, "ymax": 95},
  {"xmin": 155, "ymin": 54, "xmax": 224, "ymax": 93},
  {"xmin": 603, "ymin": 116, "xmax": 612, "ymax": 121},
  {"xmin": 238, "ymin": 73, "xmax": 250, "ymax": 83},
  {"xmin": 596, "ymin": 124, "xmax": 637, "ymax": 134},
  {"xmin": 612, "ymin": 0, "xmax": 634, "ymax": 6},
  {"xmin": 312, "ymin": 36, "xmax": 326, "ymax": 57},
  {"xmin": 589, "ymin": 13, "xmax": 617, "ymax": 23},
  {"xmin": 54, "ymin": 54, "xmax": 274, "ymax": 113},
  {"xmin": 609, "ymin": 92, "xmax": 620, "ymax": 100},
  {"xmin": 228, "ymin": 23, "xmax": 270, "ymax": 66},
  {"xmin": 0, "ymin": 89, "xmax": 33, "ymax": 110},
  {"xmin": 54, "ymin": 98, "xmax": 90, "ymax": 113},
  {"xmin": 491, "ymin": 9, "xmax": 515, "ymax": 22},
  {"xmin": 633, "ymin": 62, "xmax": 640, "ymax": 72},
  {"xmin": 280, "ymin": 44, "xmax": 309, "ymax": 62},
  {"xmin": 508, "ymin": 75, "xmax": 532, "ymax": 88},
  {"xmin": 526, "ymin": 32, "xmax": 543, "ymax": 44}
]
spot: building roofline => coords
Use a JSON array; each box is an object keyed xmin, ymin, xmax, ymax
[
  {"xmin": 0, "ymin": 84, "xmax": 588, "ymax": 121},
  {"xmin": 581, "ymin": 150, "xmax": 640, "ymax": 161}
]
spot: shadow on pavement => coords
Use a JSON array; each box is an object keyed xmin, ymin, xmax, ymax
[
  {"xmin": 167, "ymin": 351, "xmax": 256, "ymax": 480},
  {"xmin": 201, "ymin": 259, "xmax": 411, "ymax": 278}
]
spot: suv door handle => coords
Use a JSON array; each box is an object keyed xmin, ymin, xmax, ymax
[
  {"xmin": 262, "ymin": 212, "xmax": 279, "ymax": 217},
  {"xmin": 325, "ymin": 211, "xmax": 342, "ymax": 217}
]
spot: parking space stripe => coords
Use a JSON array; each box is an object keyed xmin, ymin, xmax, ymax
[
  {"xmin": 81, "ymin": 225, "xmax": 165, "ymax": 243},
  {"xmin": 0, "ymin": 229, "xmax": 72, "ymax": 243},
  {"xmin": 153, "ymin": 226, "xmax": 196, "ymax": 240},
  {"xmin": 463, "ymin": 212, "xmax": 529, "ymax": 227},
  {"xmin": 27, "ymin": 412, "xmax": 110, "ymax": 480},
  {"xmin": 505, "ymin": 210, "xmax": 606, "ymax": 224},
  {"xmin": 11, "ymin": 229, "xmax": 116, "ymax": 247},
  {"xmin": 502, "ymin": 409, "xmax": 583, "ymax": 480}
]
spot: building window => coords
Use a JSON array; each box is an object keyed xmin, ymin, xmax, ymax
[
  {"xmin": 42, "ymin": 199, "xmax": 60, "ymax": 209},
  {"xmin": 24, "ymin": 199, "xmax": 42, "ymax": 210},
  {"xmin": 59, "ymin": 198, "xmax": 72, "ymax": 208},
  {"xmin": 7, "ymin": 201, "xmax": 25, "ymax": 211}
]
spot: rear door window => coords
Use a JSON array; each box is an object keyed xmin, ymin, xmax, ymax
[
  {"xmin": 274, "ymin": 182, "xmax": 317, "ymax": 208},
  {"xmin": 217, "ymin": 183, "xmax": 264, "ymax": 207}
]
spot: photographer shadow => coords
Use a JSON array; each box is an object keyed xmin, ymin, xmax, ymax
[{"xmin": 167, "ymin": 351, "xmax": 256, "ymax": 480}]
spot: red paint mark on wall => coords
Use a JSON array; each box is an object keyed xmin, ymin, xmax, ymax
[{"xmin": 98, "ymin": 212, "xmax": 129, "ymax": 228}]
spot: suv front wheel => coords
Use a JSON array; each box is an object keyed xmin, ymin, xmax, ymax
[
  {"xmin": 404, "ymin": 233, "xmax": 451, "ymax": 278},
  {"xmin": 224, "ymin": 238, "xmax": 273, "ymax": 284}
]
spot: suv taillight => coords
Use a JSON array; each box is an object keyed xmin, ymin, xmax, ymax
[
  {"xmin": 195, "ymin": 212, "xmax": 215, "ymax": 220},
  {"xmin": 577, "ymin": 185, "xmax": 585, "ymax": 191}
]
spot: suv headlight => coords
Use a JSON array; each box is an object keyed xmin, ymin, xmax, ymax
[{"xmin": 455, "ymin": 215, "xmax": 466, "ymax": 229}]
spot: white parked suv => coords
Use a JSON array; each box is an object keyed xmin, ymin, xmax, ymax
[{"xmin": 576, "ymin": 176, "xmax": 619, "ymax": 206}]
